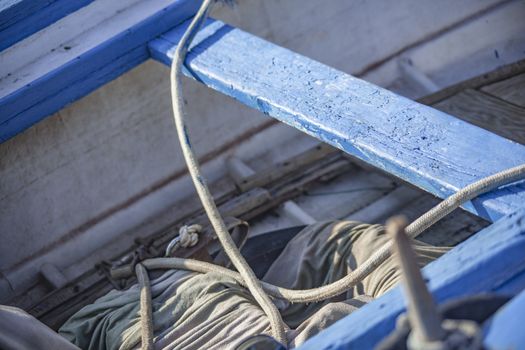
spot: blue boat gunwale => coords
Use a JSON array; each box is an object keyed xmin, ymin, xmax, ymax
[
  {"xmin": 0, "ymin": 0, "xmax": 95, "ymax": 52},
  {"xmin": 1, "ymin": 3, "xmax": 524, "ymax": 349},
  {"xmin": 0, "ymin": 0, "xmax": 203, "ymax": 142}
]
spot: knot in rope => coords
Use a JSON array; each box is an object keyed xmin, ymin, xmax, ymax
[{"xmin": 179, "ymin": 224, "xmax": 202, "ymax": 248}]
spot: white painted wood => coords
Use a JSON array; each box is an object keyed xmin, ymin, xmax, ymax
[
  {"xmin": 0, "ymin": 0, "xmax": 164, "ymax": 96},
  {"xmin": 398, "ymin": 57, "xmax": 440, "ymax": 94},
  {"xmin": 1, "ymin": 125, "xmax": 311, "ymax": 299},
  {"xmin": 227, "ymin": 154, "xmax": 316, "ymax": 226},
  {"xmin": 226, "ymin": 156, "xmax": 256, "ymax": 184},
  {"xmin": 249, "ymin": 167, "xmax": 395, "ymax": 236},
  {"xmin": 40, "ymin": 263, "xmax": 67, "ymax": 289},
  {"xmin": 366, "ymin": 0, "xmax": 525, "ymax": 98},
  {"xmin": 343, "ymin": 186, "xmax": 424, "ymax": 224},
  {"xmin": 0, "ymin": 60, "xmax": 269, "ymax": 293},
  {"xmin": 225, "ymin": 0, "xmax": 504, "ymax": 77},
  {"xmin": 412, "ymin": 0, "xmax": 525, "ymax": 82},
  {"xmin": 281, "ymin": 201, "xmax": 316, "ymax": 225}
]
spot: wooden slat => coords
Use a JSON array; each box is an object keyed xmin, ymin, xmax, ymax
[
  {"xmin": 0, "ymin": 0, "xmax": 94, "ymax": 52},
  {"xmin": 300, "ymin": 207, "xmax": 525, "ymax": 349},
  {"xmin": 482, "ymin": 73, "xmax": 525, "ymax": 108},
  {"xmin": 0, "ymin": 0, "xmax": 202, "ymax": 142},
  {"xmin": 434, "ymin": 89, "xmax": 525, "ymax": 144},
  {"xmin": 149, "ymin": 18, "xmax": 525, "ymax": 223},
  {"xmin": 419, "ymin": 59, "xmax": 525, "ymax": 105}
]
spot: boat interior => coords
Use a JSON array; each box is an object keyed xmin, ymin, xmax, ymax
[{"xmin": 1, "ymin": 0, "xmax": 524, "ymax": 348}]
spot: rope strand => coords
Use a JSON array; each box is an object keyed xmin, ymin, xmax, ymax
[
  {"xmin": 169, "ymin": 0, "xmax": 287, "ymax": 343},
  {"xmin": 136, "ymin": 264, "xmax": 154, "ymax": 350}
]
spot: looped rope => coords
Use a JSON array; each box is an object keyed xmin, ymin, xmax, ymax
[
  {"xmin": 179, "ymin": 224, "xmax": 202, "ymax": 248},
  {"xmin": 165, "ymin": 224, "xmax": 202, "ymax": 257}
]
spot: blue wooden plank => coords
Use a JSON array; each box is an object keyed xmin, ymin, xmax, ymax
[
  {"xmin": 0, "ymin": 0, "xmax": 202, "ymax": 141},
  {"xmin": 0, "ymin": 46, "xmax": 146, "ymax": 142},
  {"xmin": 298, "ymin": 208, "xmax": 525, "ymax": 349},
  {"xmin": 0, "ymin": 0, "xmax": 52, "ymax": 29},
  {"xmin": 0, "ymin": 0, "xmax": 94, "ymax": 52},
  {"xmin": 149, "ymin": 19, "xmax": 525, "ymax": 222},
  {"xmin": 492, "ymin": 266, "xmax": 525, "ymax": 295},
  {"xmin": 484, "ymin": 289, "xmax": 525, "ymax": 349}
]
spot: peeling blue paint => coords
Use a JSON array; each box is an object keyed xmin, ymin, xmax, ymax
[{"xmin": 149, "ymin": 18, "xmax": 525, "ymax": 223}]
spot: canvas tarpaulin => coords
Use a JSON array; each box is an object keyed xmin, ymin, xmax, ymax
[{"xmin": 59, "ymin": 221, "xmax": 448, "ymax": 349}]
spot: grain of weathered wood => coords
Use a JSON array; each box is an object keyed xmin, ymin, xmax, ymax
[
  {"xmin": 150, "ymin": 19, "xmax": 525, "ymax": 223},
  {"xmin": 419, "ymin": 59, "xmax": 525, "ymax": 105},
  {"xmin": 434, "ymin": 89, "xmax": 525, "ymax": 144},
  {"xmin": 482, "ymin": 73, "xmax": 525, "ymax": 108}
]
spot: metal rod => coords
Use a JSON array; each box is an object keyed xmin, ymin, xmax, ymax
[{"xmin": 387, "ymin": 216, "xmax": 445, "ymax": 342}]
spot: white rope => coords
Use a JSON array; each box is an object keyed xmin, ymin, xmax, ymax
[
  {"xmin": 136, "ymin": 263, "xmax": 154, "ymax": 350},
  {"xmin": 179, "ymin": 224, "xmax": 201, "ymax": 248},
  {"xmin": 165, "ymin": 224, "xmax": 202, "ymax": 256},
  {"xmin": 169, "ymin": 0, "xmax": 287, "ymax": 344}
]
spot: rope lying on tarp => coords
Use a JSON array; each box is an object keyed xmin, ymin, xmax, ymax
[
  {"xmin": 136, "ymin": 164, "xmax": 525, "ymax": 303},
  {"xmin": 134, "ymin": 163, "xmax": 525, "ymax": 348},
  {"xmin": 133, "ymin": 0, "xmax": 525, "ymax": 347}
]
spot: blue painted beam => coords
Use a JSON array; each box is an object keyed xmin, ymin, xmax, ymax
[
  {"xmin": 149, "ymin": 19, "xmax": 525, "ymax": 222},
  {"xmin": 0, "ymin": 0, "xmax": 203, "ymax": 142},
  {"xmin": 484, "ymin": 289, "xmax": 525, "ymax": 349},
  {"xmin": 0, "ymin": 0, "xmax": 94, "ymax": 52},
  {"xmin": 299, "ymin": 207, "xmax": 525, "ymax": 349}
]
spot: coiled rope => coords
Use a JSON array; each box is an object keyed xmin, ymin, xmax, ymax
[{"xmin": 133, "ymin": 0, "xmax": 525, "ymax": 347}]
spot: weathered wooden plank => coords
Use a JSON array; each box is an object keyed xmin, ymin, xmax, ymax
[
  {"xmin": 258, "ymin": 0, "xmax": 505, "ymax": 79},
  {"xmin": 0, "ymin": 46, "xmax": 147, "ymax": 142},
  {"xmin": 367, "ymin": 0, "xmax": 525, "ymax": 100},
  {"xmin": 419, "ymin": 59, "xmax": 525, "ymax": 105},
  {"xmin": 0, "ymin": 0, "xmax": 202, "ymax": 142},
  {"xmin": 481, "ymin": 72, "xmax": 525, "ymax": 108},
  {"xmin": 434, "ymin": 89, "xmax": 525, "ymax": 144},
  {"xmin": 149, "ymin": 19, "xmax": 525, "ymax": 222},
  {"xmin": 0, "ymin": 0, "xmax": 94, "ymax": 52},
  {"xmin": 1, "ymin": 1, "xmax": 56, "ymax": 29},
  {"xmin": 299, "ymin": 207, "xmax": 525, "ymax": 350}
]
